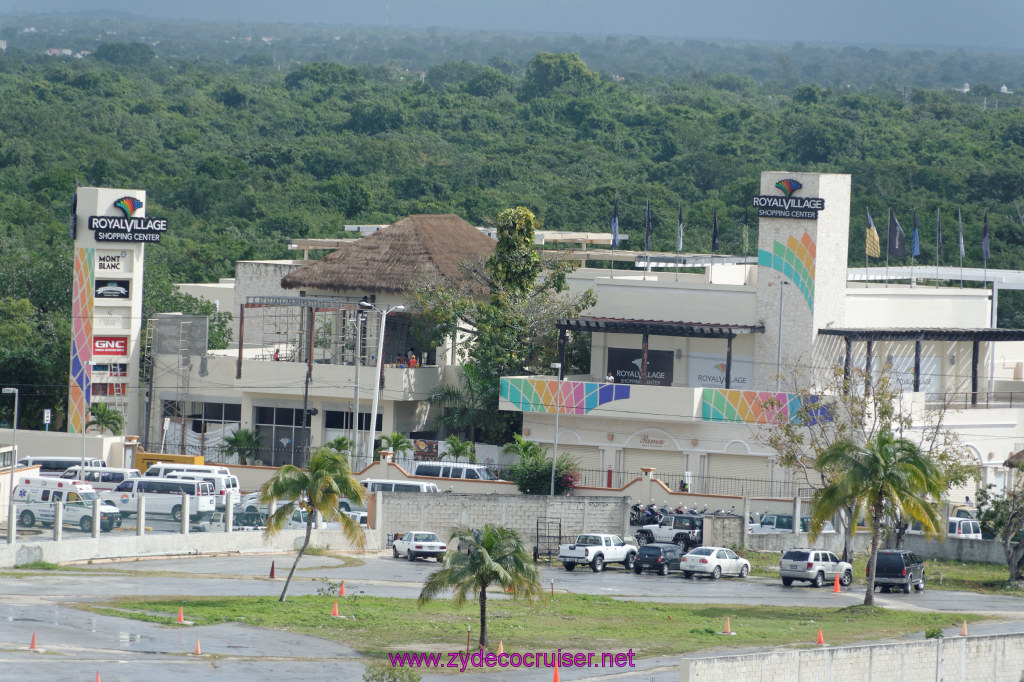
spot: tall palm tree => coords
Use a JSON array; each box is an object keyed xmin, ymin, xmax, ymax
[
  {"xmin": 443, "ymin": 435, "xmax": 476, "ymax": 463},
  {"xmin": 419, "ymin": 524, "xmax": 543, "ymax": 647},
  {"xmin": 428, "ymin": 364, "xmax": 503, "ymax": 443},
  {"xmin": 87, "ymin": 403, "xmax": 124, "ymax": 436},
  {"xmin": 811, "ymin": 428, "xmax": 945, "ymax": 605},
  {"xmin": 261, "ymin": 446, "xmax": 365, "ymax": 601},
  {"xmin": 222, "ymin": 428, "xmax": 264, "ymax": 465}
]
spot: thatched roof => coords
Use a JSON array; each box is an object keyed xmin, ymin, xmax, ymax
[
  {"xmin": 281, "ymin": 214, "xmax": 495, "ymax": 295},
  {"xmin": 1005, "ymin": 449, "xmax": 1024, "ymax": 469}
]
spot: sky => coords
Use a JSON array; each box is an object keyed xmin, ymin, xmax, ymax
[{"xmin": 10, "ymin": 0, "xmax": 1024, "ymax": 51}]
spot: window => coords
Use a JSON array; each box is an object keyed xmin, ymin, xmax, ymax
[
  {"xmin": 114, "ymin": 481, "xmax": 133, "ymax": 492},
  {"xmin": 716, "ymin": 550, "xmax": 727, "ymax": 559},
  {"xmin": 465, "ymin": 468, "xmax": 480, "ymax": 480},
  {"xmin": 416, "ymin": 465, "xmax": 441, "ymax": 477},
  {"xmin": 325, "ymin": 410, "xmax": 383, "ymax": 431},
  {"xmin": 255, "ymin": 406, "xmax": 310, "ymax": 467}
]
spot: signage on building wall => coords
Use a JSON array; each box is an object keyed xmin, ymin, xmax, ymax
[
  {"xmin": 850, "ymin": 356, "xmax": 942, "ymax": 400},
  {"xmin": 752, "ymin": 179, "xmax": 825, "ymax": 220},
  {"xmin": 96, "ymin": 250, "xmax": 130, "ymax": 273},
  {"xmin": 88, "ymin": 196, "xmax": 168, "ymax": 242},
  {"xmin": 637, "ymin": 434, "xmax": 667, "ymax": 448},
  {"xmin": 93, "ymin": 336, "xmax": 128, "ymax": 356},
  {"xmin": 608, "ymin": 347, "xmax": 673, "ymax": 386},
  {"xmin": 94, "ymin": 279, "xmax": 130, "ymax": 299},
  {"xmin": 688, "ymin": 354, "xmax": 754, "ymax": 388}
]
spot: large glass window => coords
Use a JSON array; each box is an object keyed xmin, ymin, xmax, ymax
[{"xmin": 255, "ymin": 406, "xmax": 310, "ymax": 467}]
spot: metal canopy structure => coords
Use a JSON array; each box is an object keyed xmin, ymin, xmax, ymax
[
  {"xmin": 819, "ymin": 327, "xmax": 1024, "ymax": 404},
  {"xmin": 557, "ymin": 316, "xmax": 765, "ymax": 388}
]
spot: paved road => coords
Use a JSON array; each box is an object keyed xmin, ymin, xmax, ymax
[{"xmin": 2, "ymin": 552, "xmax": 1023, "ymax": 681}]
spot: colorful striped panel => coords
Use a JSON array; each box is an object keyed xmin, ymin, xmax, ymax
[
  {"xmin": 700, "ymin": 388, "xmax": 829, "ymax": 424},
  {"xmin": 757, "ymin": 231, "xmax": 816, "ymax": 312},
  {"xmin": 69, "ymin": 246, "xmax": 94, "ymax": 433},
  {"xmin": 500, "ymin": 378, "xmax": 631, "ymax": 414}
]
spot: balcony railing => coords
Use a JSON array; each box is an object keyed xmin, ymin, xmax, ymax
[
  {"xmin": 932, "ymin": 391, "xmax": 1024, "ymax": 409},
  {"xmin": 575, "ymin": 467, "xmax": 797, "ymax": 498}
]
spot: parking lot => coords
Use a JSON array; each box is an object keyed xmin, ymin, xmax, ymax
[{"xmin": 3, "ymin": 551, "xmax": 1024, "ymax": 681}]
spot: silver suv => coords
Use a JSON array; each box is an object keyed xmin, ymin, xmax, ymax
[{"xmin": 779, "ymin": 548, "xmax": 852, "ymax": 588}]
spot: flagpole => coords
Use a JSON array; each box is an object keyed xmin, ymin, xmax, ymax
[
  {"xmin": 610, "ymin": 197, "xmax": 618, "ymax": 280},
  {"xmin": 676, "ymin": 202, "xmax": 683, "ymax": 283},
  {"xmin": 885, "ymin": 208, "xmax": 891, "ymax": 287},
  {"xmin": 958, "ymin": 208, "xmax": 964, "ymax": 289},
  {"xmin": 935, "ymin": 208, "xmax": 940, "ymax": 289}
]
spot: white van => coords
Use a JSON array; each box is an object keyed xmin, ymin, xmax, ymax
[
  {"xmin": 412, "ymin": 462, "xmax": 501, "ymax": 481},
  {"xmin": 144, "ymin": 463, "xmax": 232, "ymax": 478},
  {"xmin": 360, "ymin": 479, "xmax": 440, "ymax": 494},
  {"xmin": 17, "ymin": 456, "xmax": 105, "ymax": 477},
  {"xmin": 12, "ymin": 476, "xmax": 122, "ymax": 532},
  {"xmin": 165, "ymin": 471, "xmax": 240, "ymax": 510},
  {"xmin": 948, "ymin": 517, "xmax": 982, "ymax": 539},
  {"xmin": 104, "ymin": 477, "xmax": 216, "ymax": 521},
  {"xmin": 61, "ymin": 466, "xmax": 141, "ymax": 491}
]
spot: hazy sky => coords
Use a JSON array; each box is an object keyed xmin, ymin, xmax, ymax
[{"xmin": 12, "ymin": 0, "xmax": 1024, "ymax": 51}]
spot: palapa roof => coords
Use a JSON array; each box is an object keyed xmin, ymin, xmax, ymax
[{"xmin": 281, "ymin": 214, "xmax": 495, "ymax": 295}]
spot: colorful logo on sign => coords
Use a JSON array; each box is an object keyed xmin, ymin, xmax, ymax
[
  {"xmin": 774, "ymin": 178, "xmax": 802, "ymax": 198},
  {"xmin": 500, "ymin": 377, "xmax": 631, "ymax": 414},
  {"xmin": 114, "ymin": 196, "xmax": 144, "ymax": 218},
  {"xmin": 94, "ymin": 336, "xmax": 128, "ymax": 356},
  {"xmin": 757, "ymin": 231, "xmax": 816, "ymax": 312}
]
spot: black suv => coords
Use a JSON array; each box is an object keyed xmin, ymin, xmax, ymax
[
  {"xmin": 872, "ymin": 549, "xmax": 925, "ymax": 593},
  {"xmin": 633, "ymin": 543, "xmax": 683, "ymax": 575}
]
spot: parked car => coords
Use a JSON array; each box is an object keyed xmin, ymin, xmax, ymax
[
  {"xmin": 633, "ymin": 543, "xmax": 683, "ymax": 575},
  {"xmin": 679, "ymin": 546, "xmax": 750, "ymax": 580},
  {"xmin": 751, "ymin": 514, "xmax": 835, "ymax": 534},
  {"xmin": 779, "ymin": 548, "xmax": 853, "ymax": 587},
  {"xmin": 392, "ymin": 531, "xmax": 447, "ymax": 561},
  {"xmin": 948, "ymin": 517, "xmax": 982, "ymax": 539},
  {"xmin": 634, "ymin": 514, "xmax": 702, "ymax": 551},
  {"xmin": 872, "ymin": 549, "xmax": 926, "ymax": 593},
  {"xmin": 557, "ymin": 533, "xmax": 637, "ymax": 572}
]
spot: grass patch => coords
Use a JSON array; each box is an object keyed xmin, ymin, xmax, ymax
[
  {"xmin": 13, "ymin": 561, "xmax": 64, "ymax": 570},
  {"xmin": 88, "ymin": 593, "xmax": 982, "ymax": 660},
  {"xmin": 743, "ymin": 550, "xmax": 1024, "ymax": 596}
]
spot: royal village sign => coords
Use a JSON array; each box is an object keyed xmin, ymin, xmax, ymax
[
  {"xmin": 88, "ymin": 196, "xmax": 168, "ymax": 243},
  {"xmin": 752, "ymin": 178, "xmax": 825, "ymax": 220}
]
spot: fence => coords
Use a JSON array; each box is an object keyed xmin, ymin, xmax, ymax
[{"xmin": 575, "ymin": 468, "xmax": 797, "ymax": 498}]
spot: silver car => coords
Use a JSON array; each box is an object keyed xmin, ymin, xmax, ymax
[{"xmin": 779, "ymin": 548, "xmax": 852, "ymax": 587}]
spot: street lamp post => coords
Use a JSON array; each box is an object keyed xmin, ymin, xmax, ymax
[
  {"xmin": 775, "ymin": 281, "xmax": 789, "ymax": 391},
  {"xmin": 549, "ymin": 363, "xmax": 562, "ymax": 496},
  {"xmin": 3, "ymin": 387, "xmax": 19, "ymax": 544},
  {"xmin": 359, "ymin": 301, "xmax": 405, "ymax": 461}
]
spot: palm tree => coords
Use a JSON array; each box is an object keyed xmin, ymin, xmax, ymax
[
  {"xmin": 419, "ymin": 524, "xmax": 543, "ymax": 647},
  {"xmin": 378, "ymin": 432, "xmax": 413, "ymax": 458},
  {"xmin": 428, "ymin": 364, "xmax": 503, "ymax": 443},
  {"xmin": 323, "ymin": 435, "xmax": 354, "ymax": 456},
  {"xmin": 87, "ymin": 403, "xmax": 124, "ymax": 436},
  {"xmin": 260, "ymin": 446, "xmax": 366, "ymax": 601},
  {"xmin": 811, "ymin": 428, "xmax": 945, "ymax": 605},
  {"xmin": 222, "ymin": 428, "xmax": 264, "ymax": 465},
  {"xmin": 443, "ymin": 435, "xmax": 476, "ymax": 463}
]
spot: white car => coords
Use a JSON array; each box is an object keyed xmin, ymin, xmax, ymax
[
  {"xmin": 392, "ymin": 531, "xmax": 446, "ymax": 562},
  {"xmin": 680, "ymin": 546, "xmax": 750, "ymax": 580}
]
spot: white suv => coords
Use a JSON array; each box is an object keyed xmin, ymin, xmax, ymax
[{"xmin": 779, "ymin": 548, "xmax": 853, "ymax": 588}]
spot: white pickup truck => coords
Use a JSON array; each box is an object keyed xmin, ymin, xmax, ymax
[{"xmin": 557, "ymin": 533, "xmax": 636, "ymax": 572}]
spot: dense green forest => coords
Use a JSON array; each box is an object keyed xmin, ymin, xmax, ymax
[{"xmin": 1, "ymin": 14, "xmax": 1024, "ymax": 429}]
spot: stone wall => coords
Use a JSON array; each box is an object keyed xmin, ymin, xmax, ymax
[
  {"xmin": 379, "ymin": 493, "xmax": 631, "ymax": 548},
  {"xmin": 679, "ymin": 632, "xmax": 1024, "ymax": 682}
]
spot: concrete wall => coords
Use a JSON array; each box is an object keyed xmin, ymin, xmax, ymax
[
  {"xmin": 902, "ymin": 534, "xmax": 1009, "ymax": 566},
  {"xmin": 0, "ymin": 526, "xmax": 375, "ymax": 569},
  {"xmin": 679, "ymin": 632, "xmax": 1024, "ymax": 682},
  {"xmin": 379, "ymin": 493, "xmax": 631, "ymax": 548}
]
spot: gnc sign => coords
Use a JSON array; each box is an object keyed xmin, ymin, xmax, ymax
[{"xmin": 94, "ymin": 336, "xmax": 128, "ymax": 356}]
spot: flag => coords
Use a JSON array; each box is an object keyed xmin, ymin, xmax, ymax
[
  {"xmin": 865, "ymin": 210, "xmax": 880, "ymax": 258},
  {"xmin": 711, "ymin": 206, "xmax": 720, "ymax": 252},
  {"xmin": 676, "ymin": 203, "xmax": 683, "ymax": 252},
  {"xmin": 888, "ymin": 209, "xmax": 906, "ymax": 257},
  {"xmin": 958, "ymin": 209, "xmax": 965, "ymax": 259},
  {"xmin": 912, "ymin": 209, "xmax": 920, "ymax": 258},
  {"xmin": 936, "ymin": 209, "xmax": 943, "ymax": 258},
  {"xmin": 644, "ymin": 200, "xmax": 652, "ymax": 252},
  {"xmin": 982, "ymin": 210, "xmax": 990, "ymax": 260},
  {"xmin": 611, "ymin": 198, "xmax": 619, "ymax": 248}
]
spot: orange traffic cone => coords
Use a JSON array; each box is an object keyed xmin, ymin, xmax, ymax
[
  {"xmin": 816, "ymin": 628, "xmax": 824, "ymax": 646},
  {"xmin": 95, "ymin": 672, "xmax": 101, "ymax": 682},
  {"xmin": 339, "ymin": 580, "xmax": 346, "ymax": 597},
  {"xmin": 497, "ymin": 641, "xmax": 504, "ymax": 655},
  {"xmin": 194, "ymin": 637, "xmax": 201, "ymax": 656},
  {"xmin": 961, "ymin": 620, "xmax": 968, "ymax": 636},
  {"xmin": 833, "ymin": 573, "xmax": 841, "ymax": 593},
  {"xmin": 506, "ymin": 584, "xmax": 514, "ymax": 594},
  {"xmin": 552, "ymin": 658, "xmax": 560, "ymax": 682},
  {"xmin": 724, "ymin": 617, "xmax": 732, "ymax": 634},
  {"xmin": 269, "ymin": 561, "xmax": 275, "ymax": 579},
  {"xmin": 331, "ymin": 601, "xmax": 339, "ymax": 617},
  {"xmin": 29, "ymin": 632, "xmax": 37, "ymax": 650},
  {"xmin": 177, "ymin": 606, "xmax": 184, "ymax": 624}
]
